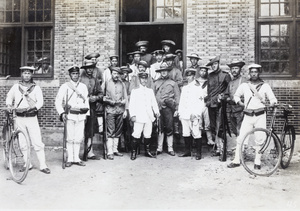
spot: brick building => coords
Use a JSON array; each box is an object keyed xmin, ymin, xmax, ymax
[{"xmin": 0, "ymin": 0, "xmax": 299, "ymax": 133}]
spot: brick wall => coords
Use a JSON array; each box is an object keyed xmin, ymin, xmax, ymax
[
  {"xmin": 0, "ymin": 0, "xmax": 117, "ymax": 130},
  {"xmin": 186, "ymin": 0, "xmax": 300, "ymax": 134}
]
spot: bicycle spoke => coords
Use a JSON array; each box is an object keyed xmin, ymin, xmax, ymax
[{"xmin": 240, "ymin": 128, "xmax": 282, "ymax": 177}]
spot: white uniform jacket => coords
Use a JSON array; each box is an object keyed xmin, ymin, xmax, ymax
[
  {"xmin": 6, "ymin": 83, "xmax": 43, "ymax": 110},
  {"xmin": 178, "ymin": 80, "xmax": 206, "ymax": 120},
  {"xmin": 129, "ymin": 85, "xmax": 159, "ymax": 123},
  {"xmin": 234, "ymin": 82, "xmax": 277, "ymax": 109},
  {"xmin": 55, "ymin": 81, "xmax": 89, "ymax": 122}
]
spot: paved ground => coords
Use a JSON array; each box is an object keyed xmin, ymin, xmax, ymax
[{"xmin": 0, "ymin": 135, "xmax": 300, "ymax": 211}]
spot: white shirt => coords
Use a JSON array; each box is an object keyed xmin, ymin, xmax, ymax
[
  {"xmin": 178, "ymin": 80, "xmax": 206, "ymax": 120},
  {"xmin": 55, "ymin": 80, "xmax": 90, "ymax": 121},
  {"xmin": 6, "ymin": 83, "xmax": 43, "ymax": 110},
  {"xmin": 129, "ymin": 85, "xmax": 159, "ymax": 123},
  {"xmin": 234, "ymin": 82, "xmax": 277, "ymax": 110},
  {"xmin": 150, "ymin": 62, "xmax": 162, "ymax": 80}
]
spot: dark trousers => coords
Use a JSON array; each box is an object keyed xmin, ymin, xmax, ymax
[
  {"xmin": 106, "ymin": 113, "xmax": 123, "ymax": 138},
  {"xmin": 229, "ymin": 111, "xmax": 244, "ymax": 136},
  {"xmin": 161, "ymin": 107, "xmax": 174, "ymax": 136},
  {"xmin": 208, "ymin": 106, "xmax": 223, "ymax": 139}
]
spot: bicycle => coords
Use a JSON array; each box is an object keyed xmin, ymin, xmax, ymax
[
  {"xmin": 1, "ymin": 107, "xmax": 31, "ymax": 183},
  {"xmin": 240, "ymin": 103, "xmax": 295, "ymax": 177}
]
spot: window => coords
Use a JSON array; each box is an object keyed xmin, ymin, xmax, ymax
[
  {"xmin": 257, "ymin": 0, "xmax": 299, "ymax": 78},
  {"xmin": 0, "ymin": 0, "xmax": 54, "ymax": 78},
  {"xmin": 119, "ymin": 0, "xmax": 185, "ymax": 66}
]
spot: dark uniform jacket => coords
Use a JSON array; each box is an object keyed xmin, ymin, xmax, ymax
[
  {"xmin": 206, "ymin": 69, "xmax": 231, "ymax": 108},
  {"xmin": 154, "ymin": 76, "xmax": 180, "ymax": 111}
]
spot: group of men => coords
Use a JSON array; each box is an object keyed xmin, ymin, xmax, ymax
[{"xmin": 4, "ymin": 38, "xmax": 278, "ymax": 174}]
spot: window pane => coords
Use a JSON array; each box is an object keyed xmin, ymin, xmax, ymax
[
  {"xmin": 29, "ymin": 0, "xmax": 35, "ymax": 10},
  {"xmin": 174, "ymin": 0, "xmax": 181, "ymax": 6},
  {"xmin": 261, "ymin": 4, "xmax": 269, "ymax": 16},
  {"xmin": 14, "ymin": 0, "xmax": 20, "ymax": 10},
  {"xmin": 157, "ymin": 0, "xmax": 164, "ymax": 6},
  {"xmin": 271, "ymin": 37, "xmax": 279, "ymax": 47},
  {"xmin": 6, "ymin": 0, "xmax": 12, "ymax": 10},
  {"xmin": 36, "ymin": 11, "xmax": 43, "ymax": 22},
  {"xmin": 28, "ymin": 41, "xmax": 34, "ymax": 51},
  {"xmin": 280, "ymin": 62, "xmax": 289, "ymax": 73},
  {"xmin": 261, "ymin": 25, "xmax": 270, "ymax": 36},
  {"xmin": 121, "ymin": 0, "xmax": 149, "ymax": 22},
  {"xmin": 270, "ymin": 62, "xmax": 279, "ymax": 72},
  {"xmin": 28, "ymin": 11, "xmax": 35, "ymax": 22},
  {"xmin": 280, "ymin": 3, "xmax": 289, "ymax": 16},
  {"xmin": 270, "ymin": 4, "xmax": 279, "ymax": 16},
  {"xmin": 14, "ymin": 11, "xmax": 20, "ymax": 22},
  {"xmin": 270, "ymin": 50, "xmax": 280, "ymax": 60},
  {"xmin": 261, "ymin": 50, "xmax": 270, "ymax": 60},
  {"xmin": 261, "ymin": 62, "xmax": 270, "ymax": 72},
  {"xmin": 261, "ymin": 37, "xmax": 270, "ymax": 47},
  {"xmin": 5, "ymin": 11, "xmax": 12, "ymax": 22},
  {"xmin": 37, "ymin": 0, "xmax": 43, "ymax": 10},
  {"xmin": 271, "ymin": 25, "xmax": 279, "ymax": 36},
  {"xmin": 280, "ymin": 24, "xmax": 288, "ymax": 36},
  {"xmin": 174, "ymin": 7, "xmax": 181, "ymax": 17},
  {"xmin": 166, "ymin": 0, "xmax": 172, "ymax": 6},
  {"xmin": 36, "ymin": 29, "xmax": 43, "ymax": 39},
  {"xmin": 36, "ymin": 41, "xmax": 42, "ymax": 50},
  {"xmin": 44, "ymin": 41, "xmax": 51, "ymax": 50},
  {"xmin": 280, "ymin": 50, "xmax": 289, "ymax": 60},
  {"xmin": 261, "ymin": 0, "xmax": 269, "ymax": 2},
  {"xmin": 157, "ymin": 7, "xmax": 165, "ymax": 19},
  {"xmin": 44, "ymin": 10, "xmax": 51, "ymax": 21},
  {"xmin": 164, "ymin": 7, "xmax": 173, "ymax": 18},
  {"xmin": 44, "ymin": 0, "xmax": 51, "ymax": 9},
  {"xmin": 0, "ymin": 12, "xmax": 4, "ymax": 22},
  {"xmin": 280, "ymin": 37, "xmax": 289, "ymax": 47},
  {"xmin": 44, "ymin": 28, "xmax": 51, "ymax": 39}
]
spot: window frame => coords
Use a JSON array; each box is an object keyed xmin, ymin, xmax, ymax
[
  {"xmin": 0, "ymin": 0, "xmax": 55, "ymax": 79},
  {"xmin": 256, "ymin": 0, "xmax": 299, "ymax": 79}
]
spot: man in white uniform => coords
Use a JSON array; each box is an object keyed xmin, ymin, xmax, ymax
[
  {"xmin": 178, "ymin": 68, "xmax": 206, "ymax": 160},
  {"xmin": 227, "ymin": 64, "xmax": 277, "ymax": 169},
  {"xmin": 55, "ymin": 66, "xmax": 89, "ymax": 167},
  {"xmin": 129, "ymin": 72, "xmax": 160, "ymax": 160},
  {"xmin": 6, "ymin": 66, "xmax": 50, "ymax": 174}
]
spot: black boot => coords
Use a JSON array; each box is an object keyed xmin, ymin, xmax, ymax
[
  {"xmin": 195, "ymin": 138, "xmax": 202, "ymax": 160},
  {"xmin": 131, "ymin": 138, "xmax": 139, "ymax": 160},
  {"xmin": 179, "ymin": 136, "xmax": 192, "ymax": 157},
  {"xmin": 144, "ymin": 138, "xmax": 155, "ymax": 158}
]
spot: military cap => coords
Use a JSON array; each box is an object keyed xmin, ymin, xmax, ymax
[
  {"xmin": 110, "ymin": 66, "xmax": 122, "ymax": 74},
  {"xmin": 155, "ymin": 63, "xmax": 171, "ymax": 73},
  {"xmin": 206, "ymin": 55, "xmax": 221, "ymax": 66},
  {"xmin": 175, "ymin": 49, "xmax": 182, "ymax": 54},
  {"xmin": 131, "ymin": 51, "xmax": 142, "ymax": 56},
  {"xmin": 20, "ymin": 66, "xmax": 35, "ymax": 72},
  {"xmin": 187, "ymin": 53, "xmax": 201, "ymax": 60},
  {"xmin": 161, "ymin": 40, "xmax": 176, "ymax": 46},
  {"xmin": 248, "ymin": 64, "xmax": 262, "ymax": 70},
  {"xmin": 120, "ymin": 66, "xmax": 133, "ymax": 74},
  {"xmin": 185, "ymin": 68, "xmax": 197, "ymax": 76},
  {"xmin": 199, "ymin": 65, "xmax": 209, "ymax": 71},
  {"xmin": 154, "ymin": 50, "xmax": 164, "ymax": 55},
  {"xmin": 135, "ymin": 41, "xmax": 149, "ymax": 47},
  {"xmin": 138, "ymin": 72, "xmax": 149, "ymax": 78},
  {"xmin": 37, "ymin": 57, "xmax": 50, "ymax": 63},
  {"xmin": 81, "ymin": 60, "xmax": 96, "ymax": 69},
  {"xmin": 227, "ymin": 60, "xmax": 245, "ymax": 68},
  {"xmin": 163, "ymin": 54, "xmax": 176, "ymax": 62},
  {"xmin": 137, "ymin": 60, "xmax": 149, "ymax": 68},
  {"xmin": 67, "ymin": 66, "xmax": 80, "ymax": 73},
  {"xmin": 85, "ymin": 53, "xmax": 100, "ymax": 60},
  {"xmin": 109, "ymin": 55, "xmax": 119, "ymax": 61}
]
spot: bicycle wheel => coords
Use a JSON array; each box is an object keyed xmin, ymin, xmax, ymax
[
  {"xmin": 8, "ymin": 130, "xmax": 31, "ymax": 184},
  {"xmin": 240, "ymin": 128, "xmax": 282, "ymax": 177},
  {"xmin": 280, "ymin": 126, "xmax": 295, "ymax": 169},
  {"xmin": 2, "ymin": 122, "xmax": 9, "ymax": 170}
]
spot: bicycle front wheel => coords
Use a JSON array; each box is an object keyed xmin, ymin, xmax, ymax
[
  {"xmin": 8, "ymin": 130, "xmax": 31, "ymax": 184},
  {"xmin": 240, "ymin": 128, "xmax": 282, "ymax": 177},
  {"xmin": 280, "ymin": 126, "xmax": 295, "ymax": 169}
]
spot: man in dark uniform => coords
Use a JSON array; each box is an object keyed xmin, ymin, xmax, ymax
[
  {"xmin": 225, "ymin": 60, "xmax": 247, "ymax": 138},
  {"xmin": 80, "ymin": 60, "xmax": 103, "ymax": 160},
  {"xmin": 135, "ymin": 40, "xmax": 155, "ymax": 66},
  {"xmin": 161, "ymin": 40, "xmax": 176, "ymax": 55},
  {"xmin": 103, "ymin": 67, "xmax": 128, "ymax": 160},
  {"xmin": 164, "ymin": 54, "xmax": 183, "ymax": 88},
  {"xmin": 205, "ymin": 55, "xmax": 231, "ymax": 159},
  {"xmin": 154, "ymin": 63, "xmax": 180, "ymax": 156}
]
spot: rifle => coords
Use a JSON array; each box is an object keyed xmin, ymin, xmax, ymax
[
  {"xmin": 155, "ymin": 116, "xmax": 161, "ymax": 157},
  {"xmin": 62, "ymin": 90, "xmax": 69, "ymax": 169},
  {"xmin": 219, "ymin": 99, "xmax": 231, "ymax": 162},
  {"xmin": 102, "ymin": 109, "xmax": 108, "ymax": 159}
]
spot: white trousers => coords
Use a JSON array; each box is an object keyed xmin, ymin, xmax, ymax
[
  {"xmin": 107, "ymin": 138, "xmax": 119, "ymax": 155},
  {"xmin": 16, "ymin": 116, "xmax": 47, "ymax": 169},
  {"xmin": 132, "ymin": 121, "xmax": 152, "ymax": 139},
  {"xmin": 66, "ymin": 119, "xmax": 85, "ymax": 162},
  {"xmin": 232, "ymin": 114, "xmax": 266, "ymax": 164},
  {"xmin": 181, "ymin": 118, "xmax": 202, "ymax": 139}
]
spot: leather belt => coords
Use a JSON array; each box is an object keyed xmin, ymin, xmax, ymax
[
  {"xmin": 244, "ymin": 108, "xmax": 265, "ymax": 117},
  {"xmin": 16, "ymin": 112, "xmax": 37, "ymax": 117},
  {"xmin": 69, "ymin": 110, "xmax": 87, "ymax": 115}
]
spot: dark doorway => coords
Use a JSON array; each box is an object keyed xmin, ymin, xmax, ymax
[{"xmin": 119, "ymin": 24, "xmax": 183, "ymax": 65}]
